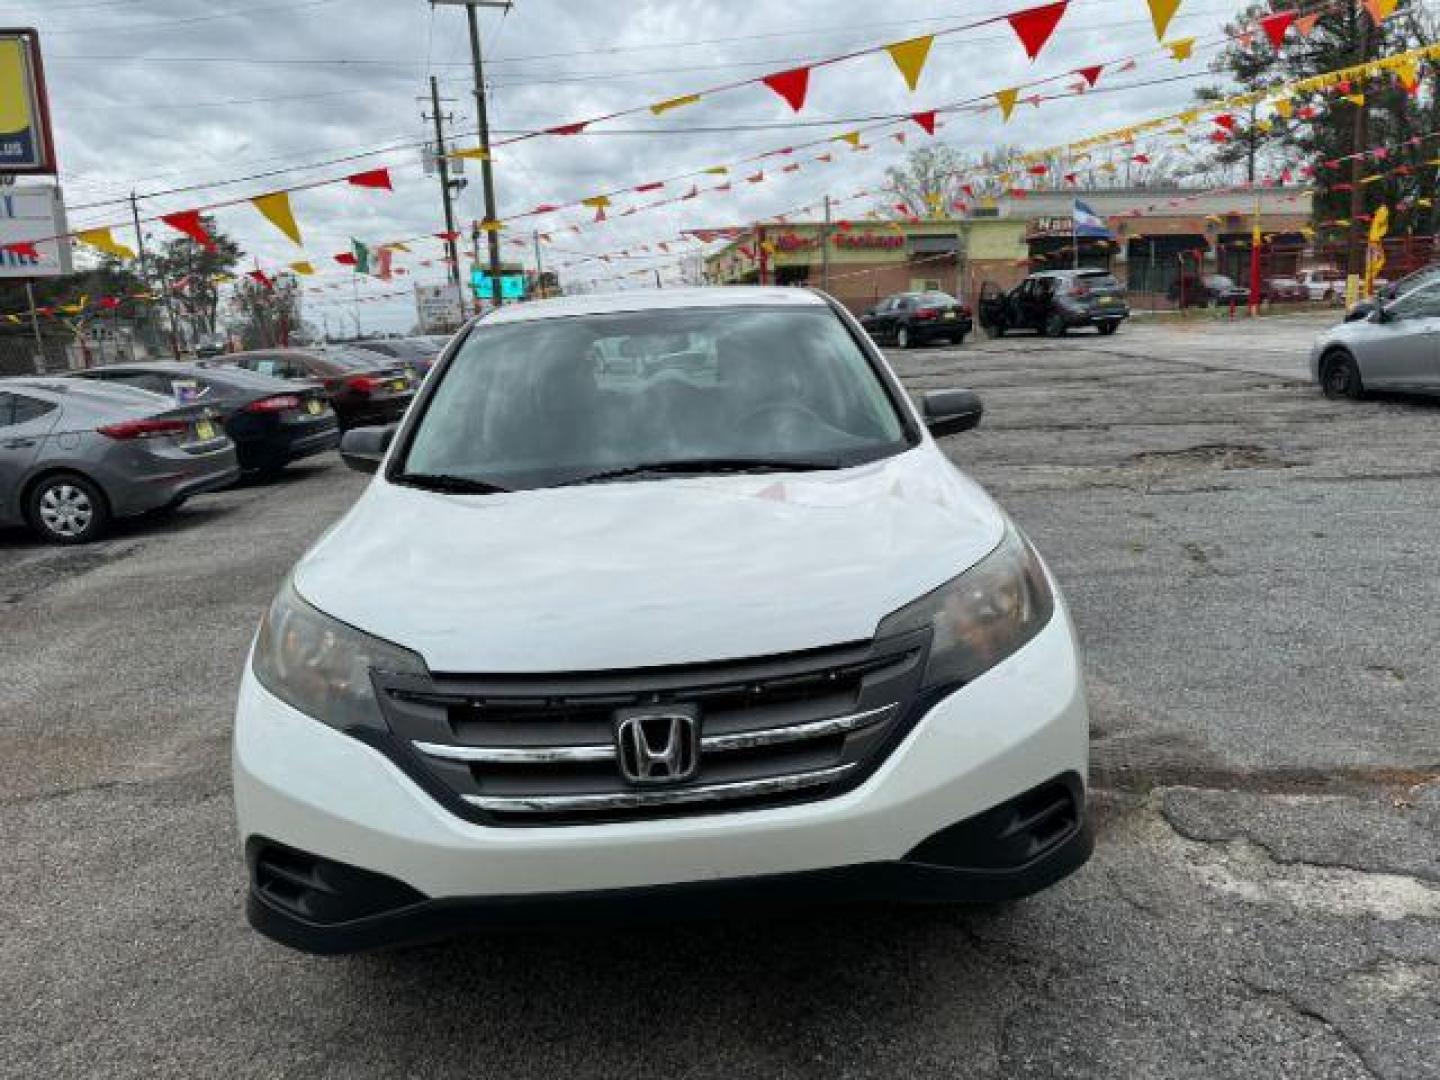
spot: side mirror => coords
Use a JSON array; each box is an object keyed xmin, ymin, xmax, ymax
[
  {"xmin": 922, "ymin": 389, "xmax": 983, "ymax": 437},
  {"xmin": 339, "ymin": 424, "xmax": 397, "ymax": 474}
]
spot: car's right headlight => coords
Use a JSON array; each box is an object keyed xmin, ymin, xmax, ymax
[
  {"xmin": 251, "ymin": 577, "xmax": 425, "ymax": 732},
  {"xmin": 876, "ymin": 525, "xmax": 1055, "ymax": 691}
]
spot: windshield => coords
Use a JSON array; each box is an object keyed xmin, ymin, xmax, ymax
[
  {"xmin": 1206, "ymin": 275, "xmax": 1236, "ymax": 288},
  {"xmin": 398, "ymin": 306, "xmax": 911, "ymax": 490}
]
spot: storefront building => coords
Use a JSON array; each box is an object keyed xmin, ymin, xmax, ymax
[{"xmin": 702, "ymin": 186, "xmax": 1314, "ymax": 313}]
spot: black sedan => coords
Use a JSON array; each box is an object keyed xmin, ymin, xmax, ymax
[
  {"xmin": 216, "ymin": 348, "xmax": 416, "ymax": 430},
  {"xmin": 1169, "ymin": 274, "xmax": 1250, "ymax": 308},
  {"xmin": 70, "ymin": 362, "xmax": 339, "ymax": 477},
  {"xmin": 859, "ymin": 291, "xmax": 973, "ymax": 348}
]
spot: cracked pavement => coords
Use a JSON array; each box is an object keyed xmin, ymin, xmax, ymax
[{"xmin": 2, "ymin": 311, "xmax": 1437, "ymax": 1078}]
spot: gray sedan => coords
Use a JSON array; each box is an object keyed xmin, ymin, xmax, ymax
[
  {"xmin": 0, "ymin": 378, "xmax": 240, "ymax": 544},
  {"xmin": 1310, "ymin": 280, "xmax": 1440, "ymax": 399}
]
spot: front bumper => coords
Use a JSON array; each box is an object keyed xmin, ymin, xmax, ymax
[{"xmin": 234, "ymin": 601, "xmax": 1090, "ymax": 952}]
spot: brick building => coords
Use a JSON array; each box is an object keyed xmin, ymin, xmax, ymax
[{"xmin": 702, "ymin": 187, "xmax": 1315, "ymax": 313}]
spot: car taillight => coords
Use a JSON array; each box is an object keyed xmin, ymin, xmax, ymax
[
  {"xmin": 245, "ymin": 395, "xmax": 301, "ymax": 413},
  {"xmin": 1068, "ymin": 286, "xmax": 1088, "ymax": 297},
  {"xmin": 97, "ymin": 418, "xmax": 190, "ymax": 440},
  {"xmin": 347, "ymin": 375, "xmax": 383, "ymax": 394},
  {"xmin": 915, "ymin": 307, "xmax": 939, "ymax": 321}
]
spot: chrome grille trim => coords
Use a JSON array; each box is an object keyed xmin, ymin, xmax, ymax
[
  {"xmin": 460, "ymin": 764, "xmax": 855, "ymax": 814},
  {"xmin": 700, "ymin": 703, "xmax": 897, "ymax": 752},
  {"xmin": 411, "ymin": 741, "xmax": 612, "ymax": 764},
  {"xmin": 410, "ymin": 703, "xmax": 897, "ymax": 766}
]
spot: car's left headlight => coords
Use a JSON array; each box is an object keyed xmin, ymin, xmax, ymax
[
  {"xmin": 876, "ymin": 524, "xmax": 1055, "ymax": 690},
  {"xmin": 251, "ymin": 577, "xmax": 426, "ymax": 732}
]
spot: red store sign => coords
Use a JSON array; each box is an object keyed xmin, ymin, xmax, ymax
[{"xmin": 833, "ymin": 233, "xmax": 905, "ymax": 250}]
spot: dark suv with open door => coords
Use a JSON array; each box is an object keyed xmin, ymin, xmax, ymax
[{"xmin": 981, "ymin": 270, "xmax": 1129, "ymax": 337}]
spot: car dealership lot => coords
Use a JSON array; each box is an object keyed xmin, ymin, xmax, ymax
[{"xmin": 3, "ymin": 312, "xmax": 1437, "ymax": 1079}]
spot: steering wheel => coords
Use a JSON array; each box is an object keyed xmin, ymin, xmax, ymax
[{"xmin": 738, "ymin": 400, "xmax": 824, "ymax": 435}]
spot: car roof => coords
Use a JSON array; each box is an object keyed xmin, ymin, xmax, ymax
[{"xmin": 480, "ymin": 286, "xmax": 826, "ymax": 326}]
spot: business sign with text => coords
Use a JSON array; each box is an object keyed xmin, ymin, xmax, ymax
[{"xmin": 0, "ymin": 30, "xmax": 56, "ymax": 174}]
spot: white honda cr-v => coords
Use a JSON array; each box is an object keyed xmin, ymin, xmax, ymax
[{"xmin": 233, "ymin": 287, "xmax": 1090, "ymax": 953}]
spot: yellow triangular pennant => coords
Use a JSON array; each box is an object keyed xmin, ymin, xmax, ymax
[
  {"xmin": 288, "ymin": 261, "xmax": 315, "ymax": 275},
  {"xmin": 1146, "ymin": 0, "xmax": 1181, "ymax": 41},
  {"xmin": 450, "ymin": 147, "xmax": 491, "ymax": 161},
  {"xmin": 885, "ymin": 35, "xmax": 935, "ymax": 92},
  {"xmin": 650, "ymin": 93, "xmax": 701, "ymax": 116},
  {"xmin": 76, "ymin": 228, "xmax": 136, "ymax": 260},
  {"xmin": 838, "ymin": 131, "xmax": 862, "ymax": 147},
  {"xmin": 1166, "ymin": 37, "xmax": 1196, "ymax": 61},
  {"xmin": 996, "ymin": 87, "xmax": 1020, "ymax": 121},
  {"xmin": 250, "ymin": 192, "xmax": 302, "ymax": 246}
]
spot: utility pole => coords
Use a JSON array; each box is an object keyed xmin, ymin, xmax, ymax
[
  {"xmin": 24, "ymin": 280, "xmax": 44, "ymax": 373},
  {"xmin": 425, "ymin": 76, "xmax": 462, "ymax": 296},
  {"xmin": 531, "ymin": 228, "xmax": 545, "ymax": 297},
  {"xmin": 1345, "ymin": 3, "xmax": 1371, "ymax": 290},
  {"xmin": 821, "ymin": 195, "xmax": 832, "ymax": 293},
  {"xmin": 433, "ymin": 1, "xmax": 510, "ymax": 308},
  {"xmin": 653, "ymin": 268, "xmax": 662, "ymax": 289},
  {"xmin": 131, "ymin": 191, "xmax": 180, "ymax": 359}
]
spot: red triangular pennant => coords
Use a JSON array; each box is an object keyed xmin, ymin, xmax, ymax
[
  {"xmin": 347, "ymin": 168, "xmax": 393, "ymax": 190},
  {"xmin": 1075, "ymin": 64, "xmax": 1103, "ymax": 87},
  {"xmin": 762, "ymin": 67, "xmax": 811, "ymax": 112},
  {"xmin": 1213, "ymin": 113, "xmax": 1237, "ymax": 131},
  {"xmin": 547, "ymin": 122, "xmax": 588, "ymax": 136},
  {"xmin": 334, "ymin": 252, "xmax": 357, "ymax": 266},
  {"xmin": 1007, "ymin": 1, "xmax": 1070, "ymax": 61},
  {"xmin": 910, "ymin": 110, "xmax": 938, "ymax": 135},
  {"xmin": 160, "ymin": 210, "xmax": 217, "ymax": 251},
  {"xmin": 1258, "ymin": 10, "xmax": 1297, "ymax": 49}
]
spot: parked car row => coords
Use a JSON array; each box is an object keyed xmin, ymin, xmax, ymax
[{"xmin": 1, "ymin": 338, "xmax": 447, "ymax": 545}]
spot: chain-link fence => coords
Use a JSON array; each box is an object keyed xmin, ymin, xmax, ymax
[{"xmin": 0, "ymin": 335, "xmax": 74, "ymax": 376}]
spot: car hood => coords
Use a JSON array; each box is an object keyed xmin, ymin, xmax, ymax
[{"xmin": 293, "ymin": 446, "xmax": 1007, "ymax": 673}]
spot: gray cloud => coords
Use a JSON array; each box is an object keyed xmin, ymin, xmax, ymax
[{"xmin": 28, "ymin": 0, "xmax": 1248, "ymax": 328}]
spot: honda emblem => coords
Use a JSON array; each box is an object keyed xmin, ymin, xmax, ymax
[{"xmin": 614, "ymin": 708, "xmax": 700, "ymax": 786}]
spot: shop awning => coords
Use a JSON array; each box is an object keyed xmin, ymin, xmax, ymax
[{"xmin": 909, "ymin": 235, "xmax": 962, "ymax": 255}]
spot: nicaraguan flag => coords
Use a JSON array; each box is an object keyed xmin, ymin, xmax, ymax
[{"xmin": 1073, "ymin": 199, "xmax": 1112, "ymax": 239}]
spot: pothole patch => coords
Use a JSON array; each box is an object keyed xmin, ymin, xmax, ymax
[{"xmin": 1128, "ymin": 443, "xmax": 1296, "ymax": 472}]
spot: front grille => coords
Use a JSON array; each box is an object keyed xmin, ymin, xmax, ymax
[{"xmin": 372, "ymin": 630, "xmax": 930, "ymax": 825}]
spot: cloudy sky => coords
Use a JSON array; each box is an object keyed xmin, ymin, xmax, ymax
[{"xmin": 23, "ymin": 0, "xmax": 1251, "ymax": 331}]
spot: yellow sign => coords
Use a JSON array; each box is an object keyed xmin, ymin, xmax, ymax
[{"xmin": 0, "ymin": 32, "xmax": 53, "ymax": 173}]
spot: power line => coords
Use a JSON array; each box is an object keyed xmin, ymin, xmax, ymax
[{"xmin": 38, "ymin": 0, "xmax": 339, "ymax": 34}]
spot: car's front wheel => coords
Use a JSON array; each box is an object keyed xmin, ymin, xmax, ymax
[
  {"xmin": 1097, "ymin": 321, "xmax": 1119, "ymax": 336},
  {"xmin": 26, "ymin": 472, "xmax": 111, "ymax": 545},
  {"xmin": 896, "ymin": 325, "xmax": 912, "ymax": 349},
  {"xmin": 1321, "ymin": 350, "xmax": 1365, "ymax": 400},
  {"xmin": 1044, "ymin": 313, "xmax": 1067, "ymax": 338}
]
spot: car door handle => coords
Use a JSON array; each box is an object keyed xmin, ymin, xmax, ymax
[{"xmin": 2, "ymin": 437, "xmax": 36, "ymax": 449}]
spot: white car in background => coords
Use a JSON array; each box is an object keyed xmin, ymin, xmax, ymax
[
  {"xmin": 1296, "ymin": 267, "xmax": 1346, "ymax": 301},
  {"xmin": 232, "ymin": 287, "xmax": 1092, "ymax": 953}
]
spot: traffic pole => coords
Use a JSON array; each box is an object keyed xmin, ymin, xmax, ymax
[{"xmin": 427, "ymin": 75, "xmax": 462, "ymax": 298}]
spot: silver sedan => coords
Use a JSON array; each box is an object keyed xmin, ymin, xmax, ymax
[
  {"xmin": 1311, "ymin": 280, "xmax": 1440, "ymax": 398},
  {"xmin": 0, "ymin": 378, "xmax": 239, "ymax": 544}
]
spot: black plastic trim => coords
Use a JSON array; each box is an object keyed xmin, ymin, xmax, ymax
[{"xmin": 245, "ymin": 777, "xmax": 1092, "ymax": 954}]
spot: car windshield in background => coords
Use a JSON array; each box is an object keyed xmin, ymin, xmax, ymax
[
  {"xmin": 399, "ymin": 307, "xmax": 911, "ymax": 491},
  {"xmin": 1206, "ymin": 275, "xmax": 1237, "ymax": 288},
  {"xmin": 919, "ymin": 292, "xmax": 959, "ymax": 305},
  {"xmin": 1076, "ymin": 272, "xmax": 1120, "ymax": 289}
]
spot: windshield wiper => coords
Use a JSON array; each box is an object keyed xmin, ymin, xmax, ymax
[
  {"xmin": 560, "ymin": 457, "xmax": 842, "ymax": 487},
  {"xmin": 395, "ymin": 472, "xmax": 511, "ymax": 494}
]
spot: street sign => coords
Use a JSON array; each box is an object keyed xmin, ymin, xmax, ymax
[
  {"xmin": 0, "ymin": 30, "xmax": 57, "ymax": 174},
  {"xmin": 415, "ymin": 282, "xmax": 465, "ymax": 333},
  {"xmin": 0, "ymin": 183, "xmax": 70, "ymax": 277},
  {"xmin": 470, "ymin": 269, "xmax": 526, "ymax": 300}
]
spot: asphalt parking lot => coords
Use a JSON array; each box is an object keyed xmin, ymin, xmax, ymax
[{"xmin": 3, "ymin": 310, "xmax": 1437, "ymax": 1079}]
